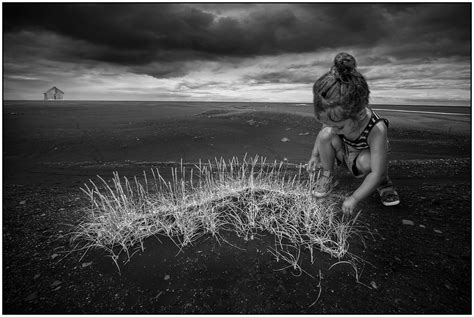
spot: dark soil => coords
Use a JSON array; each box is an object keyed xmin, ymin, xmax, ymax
[{"xmin": 2, "ymin": 102, "xmax": 471, "ymax": 313}]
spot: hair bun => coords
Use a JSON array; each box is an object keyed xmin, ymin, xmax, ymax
[{"xmin": 333, "ymin": 52, "xmax": 357, "ymax": 75}]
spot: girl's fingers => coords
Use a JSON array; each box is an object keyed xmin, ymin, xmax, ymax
[{"xmin": 342, "ymin": 205, "xmax": 352, "ymax": 215}]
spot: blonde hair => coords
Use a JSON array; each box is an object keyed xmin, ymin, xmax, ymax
[{"xmin": 313, "ymin": 52, "xmax": 370, "ymax": 122}]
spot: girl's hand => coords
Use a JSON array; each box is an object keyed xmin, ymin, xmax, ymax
[
  {"xmin": 307, "ymin": 154, "xmax": 321, "ymax": 174},
  {"xmin": 342, "ymin": 195, "xmax": 358, "ymax": 215},
  {"xmin": 307, "ymin": 132, "xmax": 324, "ymax": 174}
]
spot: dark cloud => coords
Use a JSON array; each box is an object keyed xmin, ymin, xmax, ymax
[
  {"xmin": 244, "ymin": 70, "xmax": 315, "ymax": 85},
  {"xmin": 130, "ymin": 60, "xmax": 195, "ymax": 79},
  {"xmin": 5, "ymin": 3, "xmax": 471, "ymax": 55},
  {"xmin": 3, "ymin": 2, "xmax": 471, "ymax": 82},
  {"xmin": 4, "ymin": 4, "xmax": 215, "ymax": 64},
  {"xmin": 4, "ymin": 4, "xmax": 213, "ymax": 49}
]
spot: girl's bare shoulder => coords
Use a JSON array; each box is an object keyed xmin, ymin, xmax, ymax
[
  {"xmin": 374, "ymin": 120, "xmax": 388, "ymax": 132},
  {"xmin": 368, "ymin": 120, "xmax": 388, "ymax": 143}
]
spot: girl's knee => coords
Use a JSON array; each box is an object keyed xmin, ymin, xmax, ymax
[
  {"xmin": 319, "ymin": 127, "xmax": 342, "ymax": 147},
  {"xmin": 356, "ymin": 150, "xmax": 371, "ymax": 175},
  {"xmin": 318, "ymin": 127, "xmax": 334, "ymax": 142},
  {"xmin": 356, "ymin": 151, "xmax": 389, "ymax": 178}
]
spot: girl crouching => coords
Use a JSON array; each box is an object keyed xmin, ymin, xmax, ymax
[{"xmin": 307, "ymin": 52, "xmax": 400, "ymax": 214}]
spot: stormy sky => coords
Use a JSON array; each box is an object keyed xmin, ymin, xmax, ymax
[{"xmin": 3, "ymin": 3, "xmax": 471, "ymax": 105}]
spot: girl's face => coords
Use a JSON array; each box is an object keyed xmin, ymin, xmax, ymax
[{"xmin": 316, "ymin": 111, "xmax": 357, "ymax": 135}]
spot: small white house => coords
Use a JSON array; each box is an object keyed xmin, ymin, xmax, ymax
[{"xmin": 43, "ymin": 86, "xmax": 64, "ymax": 100}]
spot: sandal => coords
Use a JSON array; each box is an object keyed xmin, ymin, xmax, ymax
[
  {"xmin": 312, "ymin": 170, "xmax": 338, "ymax": 198},
  {"xmin": 378, "ymin": 186, "xmax": 400, "ymax": 206}
]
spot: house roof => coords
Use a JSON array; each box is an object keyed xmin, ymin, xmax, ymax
[{"xmin": 44, "ymin": 86, "xmax": 64, "ymax": 94}]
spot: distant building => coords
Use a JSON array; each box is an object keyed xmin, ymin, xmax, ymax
[{"xmin": 43, "ymin": 86, "xmax": 64, "ymax": 100}]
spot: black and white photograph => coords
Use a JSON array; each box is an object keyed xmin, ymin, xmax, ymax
[{"xmin": 2, "ymin": 2, "xmax": 471, "ymax": 314}]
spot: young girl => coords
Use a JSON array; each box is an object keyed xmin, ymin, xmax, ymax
[{"xmin": 307, "ymin": 52, "xmax": 400, "ymax": 214}]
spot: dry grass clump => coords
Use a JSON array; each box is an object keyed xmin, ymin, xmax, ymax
[{"xmin": 71, "ymin": 155, "xmax": 362, "ymax": 272}]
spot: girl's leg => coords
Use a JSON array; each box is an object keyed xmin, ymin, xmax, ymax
[
  {"xmin": 354, "ymin": 149, "xmax": 371, "ymax": 176},
  {"xmin": 355, "ymin": 150, "xmax": 393, "ymax": 184},
  {"xmin": 318, "ymin": 127, "xmax": 344, "ymax": 173},
  {"xmin": 312, "ymin": 128, "xmax": 343, "ymax": 197},
  {"xmin": 354, "ymin": 150, "xmax": 399, "ymax": 206}
]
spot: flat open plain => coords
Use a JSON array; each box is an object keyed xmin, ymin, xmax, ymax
[{"xmin": 3, "ymin": 100, "xmax": 471, "ymax": 313}]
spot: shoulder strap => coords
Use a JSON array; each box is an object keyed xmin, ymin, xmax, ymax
[
  {"xmin": 339, "ymin": 110, "xmax": 389, "ymax": 146},
  {"xmin": 358, "ymin": 110, "xmax": 389, "ymax": 140},
  {"xmin": 372, "ymin": 110, "xmax": 389, "ymax": 128}
]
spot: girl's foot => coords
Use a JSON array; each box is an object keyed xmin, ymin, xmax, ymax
[
  {"xmin": 312, "ymin": 170, "xmax": 338, "ymax": 198},
  {"xmin": 378, "ymin": 186, "xmax": 400, "ymax": 206}
]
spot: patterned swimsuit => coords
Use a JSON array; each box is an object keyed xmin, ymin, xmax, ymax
[{"xmin": 338, "ymin": 109, "xmax": 389, "ymax": 176}]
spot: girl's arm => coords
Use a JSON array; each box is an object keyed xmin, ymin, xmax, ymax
[
  {"xmin": 307, "ymin": 124, "xmax": 331, "ymax": 172},
  {"xmin": 343, "ymin": 121, "xmax": 389, "ymax": 213}
]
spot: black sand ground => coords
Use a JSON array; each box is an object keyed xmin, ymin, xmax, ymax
[{"xmin": 3, "ymin": 101, "xmax": 471, "ymax": 313}]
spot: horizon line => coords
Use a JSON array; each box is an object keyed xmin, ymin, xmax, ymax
[{"xmin": 3, "ymin": 99, "xmax": 471, "ymax": 107}]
